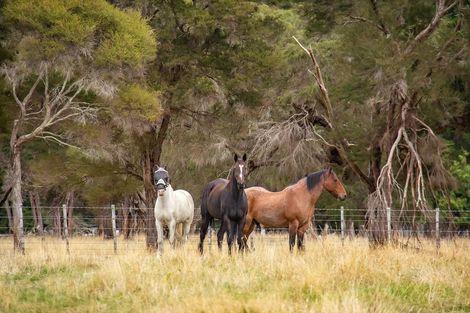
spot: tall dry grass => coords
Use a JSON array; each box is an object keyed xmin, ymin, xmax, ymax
[{"xmin": 0, "ymin": 235, "xmax": 469, "ymax": 313}]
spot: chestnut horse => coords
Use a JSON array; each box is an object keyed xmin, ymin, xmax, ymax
[
  {"xmin": 199, "ymin": 154, "xmax": 248, "ymax": 255},
  {"xmin": 243, "ymin": 167, "xmax": 346, "ymax": 251}
]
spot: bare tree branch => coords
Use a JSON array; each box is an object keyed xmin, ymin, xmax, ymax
[
  {"xmin": 292, "ymin": 36, "xmax": 373, "ymax": 189},
  {"xmin": 293, "ymin": 36, "xmax": 333, "ymax": 122},
  {"xmin": 405, "ymin": 0, "xmax": 458, "ymax": 55},
  {"xmin": 369, "ymin": 0, "xmax": 391, "ymax": 37},
  {"xmin": 345, "ymin": 15, "xmax": 390, "ymax": 37},
  {"xmin": 37, "ymin": 135, "xmax": 81, "ymax": 149}
]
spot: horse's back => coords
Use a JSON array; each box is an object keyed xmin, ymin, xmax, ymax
[
  {"xmin": 207, "ymin": 178, "xmax": 228, "ymax": 192},
  {"xmin": 245, "ymin": 186, "xmax": 290, "ymax": 228},
  {"xmin": 246, "ymin": 187, "xmax": 268, "ymax": 211},
  {"xmin": 174, "ymin": 189, "xmax": 195, "ymax": 221},
  {"xmin": 201, "ymin": 178, "xmax": 228, "ymax": 218},
  {"xmin": 246, "ymin": 186, "xmax": 270, "ymax": 196}
]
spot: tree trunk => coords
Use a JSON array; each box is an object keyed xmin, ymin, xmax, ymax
[
  {"xmin": 5, "ymin": 200, "xmax": 13, "ymax": 234},
  {"xmin": 347, "ymin": 220, "xmax": 355, "ymax": 239},
  {"xmin": 52, "ymin": 208, "xmax": 62, "ymax": 236},
  {"xmin": 142, "ymin": 110, "xmax": 171, "ymax": 250},
  {"xmin": 143, "ymin": 148, "xmax": 157, "ymax": 250},
  {"xmin": 65, "ymin": 191, "xmax": 75, "ymax": 236},
  {"xmin": 10, "ymin": 147, "xmax": 25, "ymax": 253},
  {"xmin": 100, "ymin": 209, "xmax": 113, "ymax": 239},
  {"xmin": 122, "ymin": 198, "xmax": 131, "ymax": 239},
  {"xmin": 122, "ymin": 207, "xmax": 130, "ymax": 239},
  {"xmin": 29, "ymin": 190, "xmax": 43, "ymax": 235}
]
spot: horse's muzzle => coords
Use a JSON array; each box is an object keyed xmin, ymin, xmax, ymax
[
  {"xmin": 238, "ymin": 183, "xmax": 246, "ymax": 190},
  {"xmin": 338, "ymin": 193, "xmax": 347, "ymax": 201},
  {"xmin": 156, "ymin": 184, "xmax": 166, "ymax": 191}
]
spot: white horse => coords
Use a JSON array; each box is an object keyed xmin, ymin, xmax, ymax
[{"xmin": 154, "ymin": 167, "xmax": 194, "ymax": 252}]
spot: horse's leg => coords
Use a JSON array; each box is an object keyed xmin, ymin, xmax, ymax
[
  {"xmin": 297, "ymin": 223, "xmax": 309, "ymax": 251},
  {"xmin": 217, "ymin": 220, "xmax": 226, "ymax": 250},
  {"xmin": 155, "ymin": 218, "xmax": 164, "ymax": 253},
  {"xmin": 288, "ymin": 220, "xmax": 299, "ymax": 252},
  {"xmin": 227, "ymin": 220, "xmax": 237, "ymax": 256},
  {"xmin": 168, "ymin": 219, "xmax": 177, "ymax": 248},
  {"xmin": 182, "ymin": 220, "xmax": 191, "ymax": 243},
  {"xmin": 198, "ymin": 215, "xmax": 210, "ymax": 254},
  {"xmin": 242, "ymin": 214, "xmax": 255, "ymax": 250},
  {"xmin": 237, "ymin": 218, "xmax": 246, "ymax": 253},
  {"xmin": 175, "ymin": 222, "xmax": 183, "ymax": 244}
]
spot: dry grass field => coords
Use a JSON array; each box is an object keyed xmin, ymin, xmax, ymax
[{"xmin": 0, "ymin": 235, "xmax": 469, "ymax": 313}]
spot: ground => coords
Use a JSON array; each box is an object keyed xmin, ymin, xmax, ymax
[{"xmin": 0, "ymin": 235, "xmax": 469, "ymax": 313}]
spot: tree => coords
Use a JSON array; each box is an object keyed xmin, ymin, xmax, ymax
[
  {"xmin": 252, "ymin": 0, "xmax": 467, "ymax": 244},
  {"xmin": 100, "ymin": 0, "xmax": 297, "ymax": 248},
  {"xmin": 1, "ymin": 0, "xmax": 156, "ymax": 252}
]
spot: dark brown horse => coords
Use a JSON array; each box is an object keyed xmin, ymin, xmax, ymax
[
  {"xmin": 199, "ymin": 154, "xmax": 248, "ymax": 254},
  {"xmin": 243, "ymin": 167, "xmax": 346, "ymax": 251}
]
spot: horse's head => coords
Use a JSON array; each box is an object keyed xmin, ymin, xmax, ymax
[
  {"xmin": 154, "ymin": 166, "xmax": 170, "ymax": 197},
  {"xmin": 232, "ymin": 153, "xmax": 247, "ymax": 190},
  {"xmin": 323, "ymin": 167, "xmax": 347, "ymax": 200}
]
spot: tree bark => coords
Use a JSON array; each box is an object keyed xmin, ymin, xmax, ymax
[
  {"xmin": 29, "ymin": 190, "xmax": 43, "ymax": 235},
  {"xmin": 10, "ymin": 147, "xmax": 24, "ymax": 253},
  {"xmin": 347, "ymin": 220, "xmax": 355, "ymax": 239},
  {"xmin": 100, "ymin": 209, "xmax": 113, "ymax": 239},
  {"xmin": 143, "ymin": 149, "xmax": 157, "ymax": 249},
  {"xmin": 52, "ymin": 207, "xmax": 62, "ymax": 236},
  {"xmin": 5, "ymin": 201, "xmax": 13, "ymax": 234},
  {"xmin": 65, "ymin": 191, "xmax": 75, "ymax": 236},
  {"xmin": 122, "ymin": 198, "xmax": 131, "ymax": 239},
  {"xmin": 122, "ymin": 207, "xmax": 130, "ymax": 239}
]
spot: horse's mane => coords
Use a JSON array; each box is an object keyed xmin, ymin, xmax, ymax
[{"xmin": 305, "ymin": 170, "xmax": 326, "ymax": 191}]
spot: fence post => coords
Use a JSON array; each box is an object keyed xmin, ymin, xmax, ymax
[
  {"xmin": 436, "ymin": 207, "xmax": 440, "ymax": 252},
  {"xmin": 386, "ymin": 207, "xmax": 391, "ymax": 244},
  {"xmin": 111, "ymin": 204, "xmax": 117, "ymax": 254},
  {"xmin": 340, "ymin": 206, "xmax": 345, "ymax": 245},
  {"xmin": 62, "ymin": 204, "xmax": 69, "ymax": 254}
]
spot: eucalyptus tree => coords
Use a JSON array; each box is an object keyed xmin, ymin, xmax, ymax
[{"xmin": 1, "ymin": 0, "xmax": 156, "ymax": 252}]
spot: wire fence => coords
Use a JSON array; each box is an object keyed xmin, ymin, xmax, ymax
[{"xmin": 0, "ymin": 205, "xmax": 469, "ymax": 255}]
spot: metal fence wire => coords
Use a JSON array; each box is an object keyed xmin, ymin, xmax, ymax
[{"xmin": 0, "ymin": 205, "xmax": 469, "ymax": 255}]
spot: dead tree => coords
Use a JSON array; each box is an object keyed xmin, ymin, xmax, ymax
[
  {"xmin": 289, "ymin": 0, "xmax": 458, "ymax": 245},
  {"xmin": 1, "ymin": 63, "xmax": 96, "ymax": 252}
]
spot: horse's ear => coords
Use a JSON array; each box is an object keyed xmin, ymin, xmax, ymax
[
  {"xmin": 242, "ymin": 153, "xmax": 247, "ymax": 162},
  {"xmin": 326, "ymin": 166, "xmax": 333, "ymax": 174},
  {"xmin": 234, "ymin": 154, "xmax": 238, "ymax": 162}
]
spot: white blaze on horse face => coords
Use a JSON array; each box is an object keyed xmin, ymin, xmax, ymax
[{"xmin": 239, "ymin": 164, "xmax": 244, "ymax": 181}]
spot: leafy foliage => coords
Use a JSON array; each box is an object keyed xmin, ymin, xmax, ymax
[
  {"xmin": 4, "ymin": 0, "xmax": 156, "ymax": 68},
  {"xmin": 115, "ymin": 84, "xmax": 161, "ymax": 121},
  {"xmin": 438, "ymin": 150, "xmax": 470, "ymax": 228}
]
